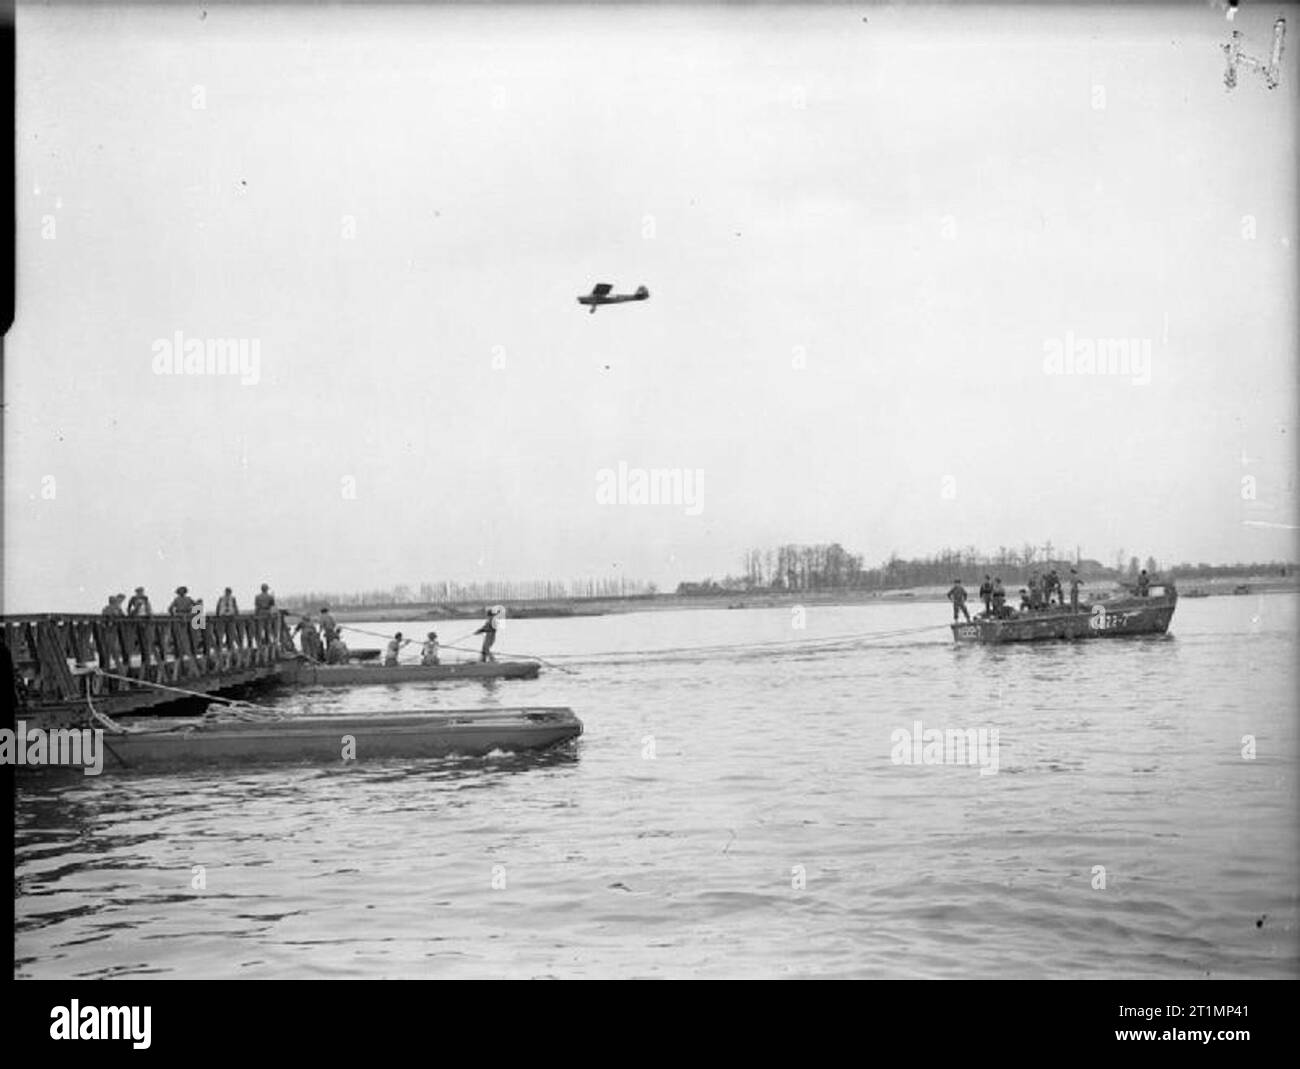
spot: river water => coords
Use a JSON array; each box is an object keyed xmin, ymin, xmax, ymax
[{"xmin": 14, "ymin": 595, "xmax": 1299, "ymax": 978}]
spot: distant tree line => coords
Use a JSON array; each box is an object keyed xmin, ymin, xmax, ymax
[
  {"xmin": 675, "ymin": 543, "xmax": 1295, "ymax": 596},
  {"xmin": 284, "ymin": 576, "xmax": 657, "ymax": 611}
]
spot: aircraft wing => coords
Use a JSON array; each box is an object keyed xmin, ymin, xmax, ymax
[{"xmin": 590, "ymin": 283, "xmax": 613, "ymax": 297}]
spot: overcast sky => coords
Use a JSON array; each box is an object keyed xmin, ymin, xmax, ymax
[{"xmin": 4, "ymin": 2, "xmax": 1297, "ymax": 611}]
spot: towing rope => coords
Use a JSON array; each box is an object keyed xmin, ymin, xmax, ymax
[
  {"xmin": 88, "ymin": 669, "xmax": 284, "ymax": 725},
  {"xmin": 435, "ymin": 643, "xmax": 580, "ymax": 675},
  {"xmin": 536, "ymin": 622, "xmax": 951, "ymax": 663},
  {"xmin": 93, "ymin": 667, "xmax": 263, "ymax": 705}
]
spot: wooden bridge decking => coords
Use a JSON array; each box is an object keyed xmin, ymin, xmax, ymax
[{"xmin": 1, "ymin": 612, "xmax": 292, "ymax": 717}]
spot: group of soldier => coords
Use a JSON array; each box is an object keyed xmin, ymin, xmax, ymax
[
  {"xmin": 1017, "ymin": 569, "xmax": 1079, "ymax": 614},
  {"xmin": 380, "ymin": 631, "xmax": 442, "ymax": 667},
  {"xmin": 946, "ymin": 568, "xmax": 1086, "ymax": 621},
  {"xmin": 101, "ymin": 585, "xmax": 353, "ymax": 664},
  {"xmin": 98, "ymin": 587, "xmax": 506, "ymax": 666},
  {"xmin": 291, "ymin": 607, "xmax": 348, "ymax": 663},
  {"xmin": 101, "ymin": 583, "xmax": 279, "ymax": 619}
]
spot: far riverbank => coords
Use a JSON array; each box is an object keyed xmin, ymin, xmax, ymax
[{"xmin": 301, "ymin": 572, "xmax": 1298, "ymax": 625}]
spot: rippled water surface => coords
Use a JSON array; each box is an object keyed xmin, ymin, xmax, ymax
[{"xmin": 15, "ymin": 596, "xmax": 1299, "ymax": 978}]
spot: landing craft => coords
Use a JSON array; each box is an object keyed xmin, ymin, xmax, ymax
[{"xmin": 578, "ymin": 283, "xmax": 650, "ymax": 313}]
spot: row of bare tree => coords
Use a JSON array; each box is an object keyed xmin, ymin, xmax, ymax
[
  {"xmin": 683, "ymin": 543, "xmax": 1292, "ymax": 595},
  {"xmin": 284, "ymin": 576, "xmax": 657, "ymax": 610}
]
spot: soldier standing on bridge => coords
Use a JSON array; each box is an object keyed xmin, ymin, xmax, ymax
[
  {"xmin": 254, "ymin": 584, "xmax": 276, "ymax": 615},
  {"xmin": 216, "ymin": 588, "xmax": 239, "ymax": 615},
  {"xmin": 102, "ymin": 594, "xmax": 126, "ymax": 617},
  {"xmin": 127, "ymin": 587, "xmax": 151, "ymax": 616},
  {"xmin": 168, "ymin": 587, "xmax": 194, "ymax": 616}
]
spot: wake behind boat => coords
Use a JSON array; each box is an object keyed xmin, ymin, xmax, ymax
[{"xmin": 278, "ymin": 659, "xmax": 540, "ymax": 686}]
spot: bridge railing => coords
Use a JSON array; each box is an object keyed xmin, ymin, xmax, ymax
[{"xmin": 0, "ymin": 612, "xmax": 292, "ymax": 705}]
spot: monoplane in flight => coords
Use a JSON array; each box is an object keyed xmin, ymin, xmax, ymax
[{"xmin": 577, "ymin": 283, "xmax": 650, "ymax": 314}]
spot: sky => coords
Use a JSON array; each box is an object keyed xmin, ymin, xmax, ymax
[{"xmin": 3, "ymin": 1, "xmax": 1298, "ymax": 611}]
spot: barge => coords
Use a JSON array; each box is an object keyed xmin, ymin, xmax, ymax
[
  {"xmin": 55, "ymin": 707, "xmax": 583, "ymax": 771},
  {"xmin": 277, "ymin": 660, "xmax": 540, "ymax": 686}
]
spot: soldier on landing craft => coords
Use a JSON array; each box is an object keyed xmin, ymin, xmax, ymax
[
  {"xmin": 1028, "ymin": 572, "xmax": 1043, "ymax": 610},
  {"xmin": 946, "ymin": 579, "xmax": 970, "ymax": 622},
  {"xmin": 978, "ymin": 575, "xmax": 993, "ymax": 616},
  {"xmin": 1069, "ymin": 569, "xmax": 1085, "ymax": 613},
  {"xmin": 1047, "ymin": 568, "xmax": 1063, "ymax": 607},
  {"xmin": 991, "ymin": 578, "xmax": 1007, "ymax": 618}
]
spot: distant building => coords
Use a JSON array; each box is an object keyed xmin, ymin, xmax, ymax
[{"xmin": 676, "ymin": 581, "xmax": 727, "ymax": 597}]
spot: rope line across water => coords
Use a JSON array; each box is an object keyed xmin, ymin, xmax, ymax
[{"xmin": 536, "ymin": 622, "xmax": 951, "ymax": 662}]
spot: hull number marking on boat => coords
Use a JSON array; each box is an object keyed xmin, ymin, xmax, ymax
[{"xmin": 1090, "ymin": 605, "xmax": 1137, "ymax": 631}]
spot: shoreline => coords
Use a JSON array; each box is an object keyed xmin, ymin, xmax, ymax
[{"xmin": 306, "ymin": 574, "xmax": 1299, "ymax": 624}]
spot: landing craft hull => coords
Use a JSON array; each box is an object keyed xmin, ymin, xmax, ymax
[
  {"xmin": 951, "ymin": 593, "xmax": 1177, "ymax": 644},
  {"xmin": 278, "ymin": 660, "xmax": 540, "ymax": 685},
  {"xmin": 88, "ymin": 708, "xmax": 582, "ymax": 769}
]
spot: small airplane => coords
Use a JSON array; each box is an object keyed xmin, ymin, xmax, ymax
[{"xmin": 577, "ymin": 283, "xmax": 650, "ymax": 313}]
